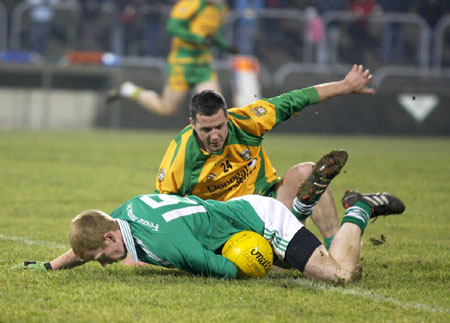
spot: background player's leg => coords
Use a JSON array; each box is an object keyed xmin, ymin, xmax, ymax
[
  {"xmin": 134, "ymin": 85, "xmax": 187, "ymax": 116},
  {"xmin": 155, "ymin": 85, "xmax": 188, "ymax": 116},
  {"xmin": 107, "ymin": 81, "xmax": 187, "ymax": 117}
]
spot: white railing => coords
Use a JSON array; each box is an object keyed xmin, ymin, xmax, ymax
[
  {"xmin": 6, "ymin": 6, "xmax": 449, "ymax": 71},
  {"xmin": 321, "ymin": 10, "xmax": 432, "ymax": 67},
  {"xmin": 0, "ymin": 1, "xmax": 7, "ymax": 50},
  {"xmin": 10, "ymin": 0, "xmax": 80, "ymax": 50},
  {"xmin": 433, "ymin": 14, "xmax": 450, "ymax": 68}
]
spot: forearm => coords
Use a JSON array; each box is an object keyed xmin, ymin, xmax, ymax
[
  {"xmin": 166, "ymin": 18, "xmax": 204, "ymax": 45},
  {"xmin": 314, "ymin": 64, "xmax": 375, "ymax": 102},
  {"xmin": 50, "ymin": 249, "xmax": 87, "ymax": 270},
  {"xmin": 314, "ymin": 80, "xmax": 351, "ymax": 103}
]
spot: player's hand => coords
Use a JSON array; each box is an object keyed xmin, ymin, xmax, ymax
[
  {"xmin": 203, "ymin": 36, "xmax": 215, "ymax": 47},
  {"xmin": 344, "ymin": 64, "xmax": 376, "ymax": 95},
  {"xmin": 11, "ymin": 261, "xmax": 52, "ymax": 271}
]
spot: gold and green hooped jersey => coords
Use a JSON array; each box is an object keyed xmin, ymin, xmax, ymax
[
  {"xmin": 155, "ymin": 87, "xmax": 320, "ymax": 201},
  {"xmin": 167, "ymin": 0, "xmax": 230, "ymax": 65}
]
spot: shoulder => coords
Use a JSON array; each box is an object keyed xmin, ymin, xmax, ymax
[
  {"xmin": 228, "ymin": 100, "xmax": 274, "ymax": 120},
  {"xmin": 171, "ymin": 0, "xmax": 202, "ymax": 19},
  {"xmin": 173, "ymin": 124, "xmax": 194, "ymax": 140},
  {"xmin": 165, "ymin": 126, "xmax": 203, "ymax": 161}
]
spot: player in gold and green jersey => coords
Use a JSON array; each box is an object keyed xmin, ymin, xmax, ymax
[
  {"xmin": 155, "ymin": 64, "xmax": 377, "ymax": 251},
  {"xmin": 106, "ymin": 0, "xmax": 237, "ymax": 117}
]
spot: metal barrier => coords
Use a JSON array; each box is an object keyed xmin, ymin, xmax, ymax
[
  {"xmin": 273, "ymin": 11, "xmax": 442, "ymax": 89},
  {"xmin": 224, "ymin": 7, "xmax": 305, "ymax": 36},
  {"xmin": 86, "ymin": 1, "xmax": 118, "ymax": 54},
  {"xmin": 371, "ymin": 65, "xmax": 450, "ymax": 88},
  {"xmin": 321, "ymin": 10, "xmax": 432, "ymax": 67},
  {"xmin": 433, "ymin": 14, "xmax": 450, "ymax": 68},
  {"xmin": 223, "ymin": 8, "xmax": 305, "ymax": 52},
  {"xmin": 10, "ymin": 0, "xmax": 80, "ymax": 51},
  {"xmin": 0, "ymin": 1, "xmax": 7, "ymax": 50},
  {"xmin": 5, "ymin": 5, "xmax": 446, "ymax": 70},
  {"xmin": 274, "ymin": 62, "xmax": 352, "ymax": 88}
]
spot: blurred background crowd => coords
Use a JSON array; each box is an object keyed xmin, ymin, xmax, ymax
[{"xmin": 0, "ymin": 0, "xmax": 449, "ymax": 71}]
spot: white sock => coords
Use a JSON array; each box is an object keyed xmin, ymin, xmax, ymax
[{"xmin": 120, "ymin": 81, "xmax": 139, "ymax": 98}]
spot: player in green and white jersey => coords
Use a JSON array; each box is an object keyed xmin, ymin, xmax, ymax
[{"xmin": 13, "ymin": 152, "xmax": 405, "ymax": 283}]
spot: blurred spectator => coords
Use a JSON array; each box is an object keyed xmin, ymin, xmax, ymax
[
  {"xmin": 232, "ymin": 0, "xmax": 263, "ymax": 55},
  {"xmin": 78, "ymin": 0, "xmax": 103, "ymax": 51},
  {"xmin": 378, "ymin": 0, "xmax": 412, "ymax": 64},
  {"xmin": 316, "ymin": 0, "xmax": 346, "ymax": 64},
  {"xmin": 263, "ymin": 0, "xmax": 289, "ymax": 50},
  {"xmin": 416, "ymin": 0, "xmax": 448, "ymax": 66},
  {"xmin": 27, "ymin": 0, "xmax": 60, "ymax": 54},
  {"xmin": 116, "ymin": 1, "xmax": 139, "ymax": 56},
  {"xmin": 347, "ymin": 0, "xmax": 375, "ymax": 64},
  {"xmin": 142, "ymin": 3, "xmax": 166, "ymax": 57},
  {"xmin": 303, "ymin": 6, "xmax": 325, "ymax": 63}
]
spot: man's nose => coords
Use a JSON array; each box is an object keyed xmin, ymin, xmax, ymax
[{"xmin": 210, "ymin": 129, "xmax": 220, "ymax": 139}]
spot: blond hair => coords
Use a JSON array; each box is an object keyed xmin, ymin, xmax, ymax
[{"xmin": 69, "ymin": 210, "xmax": 119, "ymax": 260}]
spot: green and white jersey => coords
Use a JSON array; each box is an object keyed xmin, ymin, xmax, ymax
[{"xmin": 111, "ymin": 194, "xmax": 303, "ymax": 278}]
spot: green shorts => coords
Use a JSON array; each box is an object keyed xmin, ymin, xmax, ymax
[{"xmin": 167, "ymin": 62, "xmax": 217, "ymax": 91}]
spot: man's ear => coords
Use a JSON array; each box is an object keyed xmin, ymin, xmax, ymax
[
  {"xmin": 189, "ymin": 117, "xmax": 195, "ymax": 127},
  {"xmin": 104, "ymin": 232, "xmax": 116, "ymax": 242}
]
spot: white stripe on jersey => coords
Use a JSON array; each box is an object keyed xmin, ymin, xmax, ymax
[
  {"xmin": 116, "ymin": 219, "xmax": 138, "ymax": 262},
  {"xmin": 135, "ymin": 237, "xmax": 173, "ymax": 268},
  {"xmin": 162, "ymin": 205, "xmax": 207, "ymax": 222}
]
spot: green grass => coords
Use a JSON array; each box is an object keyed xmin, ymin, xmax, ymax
[{"xmin": 1, "ymin": 130, "xmax": 449, "ymax": 322}]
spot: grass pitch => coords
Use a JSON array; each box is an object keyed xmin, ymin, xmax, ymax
[{"xmin": 1, "ymin": 130, "xmax": 449, "ymax": 322}]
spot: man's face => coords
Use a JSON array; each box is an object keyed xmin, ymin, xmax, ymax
[
  {"xmin": 190, "ymin": 109, "xmax": 228, "ymax": 153},
  {"xmin": 86, "ymin": 232, "xmax": 127, "ymax": 267}
]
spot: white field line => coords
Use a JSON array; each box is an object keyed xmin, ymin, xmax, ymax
[
  {"xmin": 290, "ymin": 278, "xmax": 450, "ymax": 315},
  {"xmin": 0, "ymin": 233, "xmax": 68, "ymax": 250},
  {"xmin": 3, "ymin": 233, "xmax": 449, "ymax": 315}
]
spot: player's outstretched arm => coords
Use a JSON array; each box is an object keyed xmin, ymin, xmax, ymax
[
  {"xmin": 50, "ymin": 249, "xmax": 87, "ymax": 270},
  {"xmin": 12, "ymin": 249, "xmax": 87, "ymax": 271},
  {"xmin": 314, "ymin": 64, "xmax": 376, "ymax": 102}
]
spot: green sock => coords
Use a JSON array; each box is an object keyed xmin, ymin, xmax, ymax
[
  {"xmin": 324, "ymin": 236, "xmax": 334, "ymax": 250},
  {"xmin": 291, "ymin": 197, "xmax": 316, "ymax": 220},
  {"xmin": 341, "ymin": 201, "xmax": 373, "ymax": 233},
  {"xmin": 130, "ymin": 87, "xmax": 141, "ymax": 100}
]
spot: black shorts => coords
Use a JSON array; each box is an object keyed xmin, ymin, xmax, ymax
[{"xmin": 284, "ymin": 227, "xmax": 322, "ymax": 272}]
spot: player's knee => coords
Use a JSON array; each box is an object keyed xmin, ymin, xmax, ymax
[
  {"xmin": 334, "ymin": 269, "xmax": 355, "ymax": 284},
  {"xmin": 290, "ymin": 162, "xmax": 314, "ymax": 183}
]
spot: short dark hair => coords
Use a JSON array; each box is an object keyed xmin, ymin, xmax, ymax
[{"xmin": 189, "ymin": 90, "xmax": 227, "ymax": 123}]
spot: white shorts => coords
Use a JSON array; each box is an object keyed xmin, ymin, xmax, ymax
[{"xmin": 231, "ymin": 195, "xmax": 304, "ymax": 259}]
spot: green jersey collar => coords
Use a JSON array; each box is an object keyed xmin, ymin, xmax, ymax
[{"xmin": 116, "ymin": 219, "xmax": 138, "ymax": 262}]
